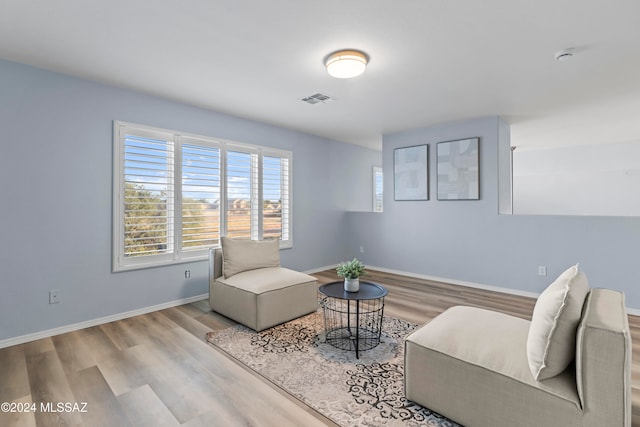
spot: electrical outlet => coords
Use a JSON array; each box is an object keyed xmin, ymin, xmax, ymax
[
  {"xmin": 185, "ymin": 270, "xmax": 191, "ymax": 279},
  {"xmin": 538, "ymin": 266, "xmax": 547, "ymax": 277},
  {"xmin": 49, "ymin": 290, "xmax": 61, "ymax": 304},
  {"xmin": 359, "ymin": 246, "xmax": 365, "ymax": 253}
]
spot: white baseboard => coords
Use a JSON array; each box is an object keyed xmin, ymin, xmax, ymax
[
  {"xmin": 364, "ymin": 265, "xmax": 640, "ymax": 316},
  {"xmin": 366, "ymin": 265, "xmax": 542, "ymax": 299},
  {"xmin": 304, "ymin": 264, "xmax": 339, "ymax": 274},
  {"xmin": 627, "ymin": 307, "xmax": 640, "ymax": 316},
  {"xmin": 306, "ymin": 263, "xmax": 540, "ymax": 299},
  {"xmin": 0, "ymin": 293, "xmax": 208, "ymax": 349}
]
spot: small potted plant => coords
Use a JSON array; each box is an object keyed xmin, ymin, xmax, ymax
[{"xmin": 336, "ymin": 258, "xmax": 366, "ymax": 292}]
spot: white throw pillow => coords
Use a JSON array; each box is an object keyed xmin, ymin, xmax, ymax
[
  {"xmin": 221, "ymin": 237, "xmax": 280, "ymax": 278},
  {"xmin": 526, "ymin": 264, "xmax": 590, "ymax": 381}
]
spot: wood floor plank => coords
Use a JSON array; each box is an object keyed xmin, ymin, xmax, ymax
[
  {"xmin": 158, "ymin": 306, "xmax": 212, "ymax": 339},
  {"xmin": 99, "ymin": 311, "xmax": 181, "ymax": 351},
  {"xmin": 146, "ymin": 356, "xmax": 224, "ymax": 423},
  {"xmin": 0, "ymin": 344, "xmax": 30, "ymax": 403},
  {"xmin": 202, "ymin": 346, "xmax": 340, "ymax": 427},
  {"xmin": 190, "ymin": 299, "xmax": 213, "ymax": 314},
  {"xmin": 21, "ymin": 338, "xmax": 55, "ymax": 357},
  {"xmin": 52, "ymin": 326, "xmax": 119, "ymax": 375},
  {"xmin": 25, "ymin": 350, "xmax": 83, "ymax": 427},
  {"xmin": 67, "ymin": 366, "xmax": 132, "ymax": 427},
  {"xmin": 193, "ymin": 310, "xmax": 236, "ymax": 331},
  {"xmin": 117, "ymin": 385, "xmax": 180, "ymax": 427},
  {"xmin": 0, "ymin": 395, "xmax": 37, "ymax": 427},
  {"xmin": 98, "ymin": 321, "xmax": 136, "ymax": 351},
  {"xmin": 97, "ymin": 345, "xmax": 156, "ymax": 397}
]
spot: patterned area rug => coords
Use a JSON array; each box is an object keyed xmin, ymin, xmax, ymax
[{"xmin": 206, "ymin": 310, "xmax": 460, "ymax": 427}]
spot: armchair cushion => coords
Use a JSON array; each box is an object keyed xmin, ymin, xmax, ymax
[
  {"xmin": 216, "ymin": 267, "xmax": 315, "ymax": 293},
  {"xmin": 526, "ymin": 264, "xmax": 590, "ymax": 380},
  {"xmin": 221, "ymin": 237, "xmax": 280, "ymax": 278}
]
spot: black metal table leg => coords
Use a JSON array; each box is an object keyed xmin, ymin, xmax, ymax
[
  {"xmin": 355, "ymin": 300, "xmax": 360, "ymax": 358},
  {"xmin": 347, "ymin": 299, "xmax": 351, "ymax": 334}
]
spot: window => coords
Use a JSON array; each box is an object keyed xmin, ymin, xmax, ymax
[
  {"xmin": 372, "ymin": 166, "xmax": 383, "ymax": 212},
  {"xmin": 225, "ymin": 149, "xmax": 256, "ymax": 239},
  {"xmin": 262, "ymin": 154, "xmax": 290, "ymax": 241},
  {"xmin": 181, "ymin": 139, "xmax": 221, "ymax": 251},
  {"xmin": 113, "ymin": 121, "xmax": 292, "ymax": 271}
]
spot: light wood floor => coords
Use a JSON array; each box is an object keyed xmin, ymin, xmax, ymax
[{"xmin": 1, "ymin": 269, "xmax": 638, "ymax": 426}]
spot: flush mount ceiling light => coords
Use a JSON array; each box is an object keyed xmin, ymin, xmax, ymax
[{"xmin": 324, "ymin": 49, "xmax": 368, "ymax": 79}]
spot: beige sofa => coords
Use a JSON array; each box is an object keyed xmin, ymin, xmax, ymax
[
  {"xmin": 208, "ymin": 237, "xmax": 317, "ymax": 331},
  {"xmin": 405, "ymin": 265, "xmax": 631, "ymax": 427}
]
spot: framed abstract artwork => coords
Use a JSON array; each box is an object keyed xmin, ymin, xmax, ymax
[
  {"xmin": 394, "ymin": 144, "xmax": 428, "ymax": 201},
  {"xmin": 437, "ymin": 137, "xmax": 480, "ymax": 200}
]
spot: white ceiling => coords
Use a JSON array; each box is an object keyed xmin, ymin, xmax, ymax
[{"xmin": 1, "ymin": 0, "xmax": 639, "ymax": 151}]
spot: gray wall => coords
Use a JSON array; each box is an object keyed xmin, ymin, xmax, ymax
[
  {"xmin": 346, "ymin": 116, "xmax": 640, "ymax": 309},
  {"xmin": 0, "ymin": 59, "xmax": 380, "ymax": 342}
]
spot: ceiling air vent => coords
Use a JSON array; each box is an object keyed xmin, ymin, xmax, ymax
[{"xmin": 301, "ymin": 93, "xmax": 332, "ymax": 104}]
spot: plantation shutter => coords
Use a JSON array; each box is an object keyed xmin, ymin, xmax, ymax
[
  {"xmin": 122, "ymin": 133, "xmax": 174, "ymax": 258},
  {"xmin": 226, "ymin": 150, "xmax": 257, "ymax": 239},
  {"xmin": 280, "ymin": 155, "xmax": 290, "ymax": 242},
  {"xmin": 262, "ymin": 155, "xmax": 290, "ymax": 241},
  {"xmin": 181, "ymin": 140, "xmax": 221, "ymax": 250}
]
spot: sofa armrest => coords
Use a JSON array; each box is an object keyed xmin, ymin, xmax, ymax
[{"xmin": 576, "ymin": 288, "xmax": 631, "ymax": 427}]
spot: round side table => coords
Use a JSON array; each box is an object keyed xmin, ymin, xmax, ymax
[{"xmin": 318, "ymin": 281, "xmax": 388, "ymax": 358}]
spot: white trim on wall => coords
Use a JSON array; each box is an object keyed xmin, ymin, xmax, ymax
[
  {"xmin": 304, "ymin": 264, "xmax": 339, "ymax": 274},
  {"xmin": 367, "ymin": 265, "xmax": 540, "ymax": 299},
  {"xmin": 366, "ymin": 265, "xmax": 640, "ymax": 316},
  {"xmin": 0, "ymin": 293, "xmax": 208, "ymax": 349}
]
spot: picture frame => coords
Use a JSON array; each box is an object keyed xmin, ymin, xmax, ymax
[
  {"xmin": 437, "ymin": 137, "xmax": 480, "ymax": 200},
  {"xmin": 394, "ymin": 144, "xmax": 429, "ymax": 201}
]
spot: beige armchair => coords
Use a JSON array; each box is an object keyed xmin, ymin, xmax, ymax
[
  {"xmin": 404, "ymin": 265, "xmax": 631, "ymax": 427},
  {"xmin": 208, "ymin": 237, "xmax": 317, "ymax": 331}
]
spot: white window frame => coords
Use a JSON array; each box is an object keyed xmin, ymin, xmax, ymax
[
  {"xmin": 372, "ymin": 166, "xmax": 383, "ymax": 212},
  {"xmin": 113, "ymin": 121, "xmax": 293, "ymax": 272}
]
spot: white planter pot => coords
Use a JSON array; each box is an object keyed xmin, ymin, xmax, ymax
[{"xmin": 344, "ymin": 278, "xmax": 360, "ymax": 292}]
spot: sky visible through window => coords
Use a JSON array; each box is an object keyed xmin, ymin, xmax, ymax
[{"xmin": 124, "ymin": 136, "xmax": 282, "ymax": 202}]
